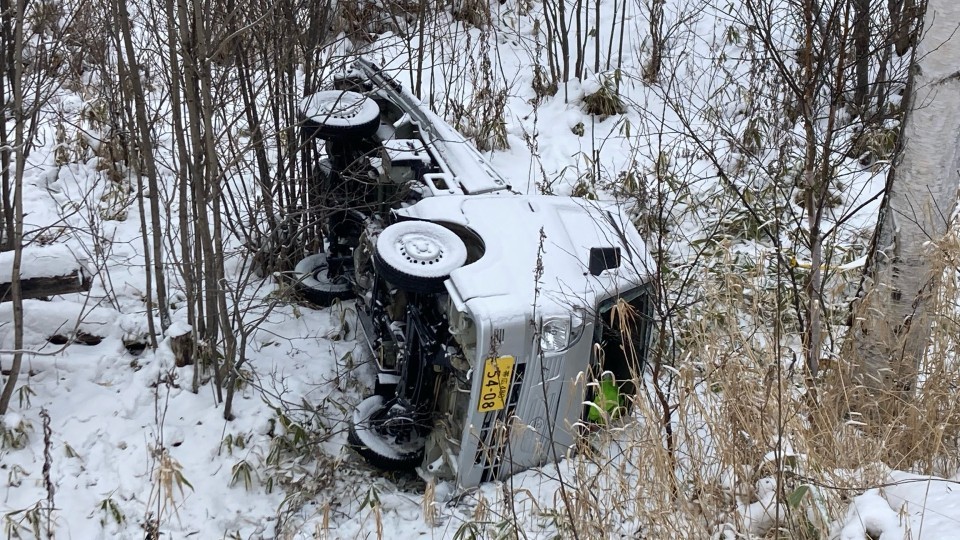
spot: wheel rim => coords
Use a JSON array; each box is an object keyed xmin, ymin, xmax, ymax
[
  {"xmin": 313, "ymin": 92, "xmax": 364, "ymax": 119},
  {"xmin": 371, "ymin": 410, "xmax": 419, "ymax": 445},
  {"xmin": 294, "ymin": 253, "xmax": 352, "ymax": 293},
  {"xmin": 312, "ymin": 265, "xmax": 350, "ymax": 287},
  {"xmin": 400, "ymin": 234, "xmax": 445, "ymax": 266}
]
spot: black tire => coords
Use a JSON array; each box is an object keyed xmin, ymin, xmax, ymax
[
  {"xmin": 347, "ymin": 396, "xmax": 425, "ymax": 471},
  {"xmin": 372, "ymin": 221, "xmax": 468, "ymax": 294},
  {"xmin": 299, "ymin": 90, "xmax": 380, "ymax": 140},
  {"xmin": 292, "ymin": 253, "xmax": 355, "ymax": 307}
]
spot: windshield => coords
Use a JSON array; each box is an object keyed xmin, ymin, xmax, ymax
[{"xmin": 593, "ymin": 284, "xmax": 655, "ymax": 396}]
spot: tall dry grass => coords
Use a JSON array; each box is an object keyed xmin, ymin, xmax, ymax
[{"xmin": 454, "ymin": 232, "xmax": 960, "ymax": 538}]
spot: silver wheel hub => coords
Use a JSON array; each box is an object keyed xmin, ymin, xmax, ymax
[
  {"xmin": 319, "ymin": 94, "xmax": 365, "ymax": 119},
  {"xmin": 399, "ymin": 235, "xmax": 444, "ymax": 265}
]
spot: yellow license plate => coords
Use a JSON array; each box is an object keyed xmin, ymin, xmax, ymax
[{"xmin": 477, "ymin": 356, "xmax": 515, "ymax": 412}]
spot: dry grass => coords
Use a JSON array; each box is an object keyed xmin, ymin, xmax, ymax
[
  {"xmin": 453, "ymin": 233, "xmax": 960, "ymax": 538},
  {"xmin": 582, "ymin": 75, "xmax": 626, "ymax": 118},
  {"xmin": 448, "ymin": 34, "xmax": 511, "ymax": 152}
]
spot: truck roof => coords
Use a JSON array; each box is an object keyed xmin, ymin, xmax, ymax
[{"xmin": 395, "ymin": 194, "xmax": 654, "ymax": 322}]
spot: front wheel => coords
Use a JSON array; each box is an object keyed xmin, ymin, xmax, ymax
[{"xmin": 347, "ymin": 395, "xmax": 426, "ymax": 471}]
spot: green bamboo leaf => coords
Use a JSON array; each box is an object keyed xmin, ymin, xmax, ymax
[{"xmin": 788, "ymin": 485, "xmax": 810, "ymax": 509}]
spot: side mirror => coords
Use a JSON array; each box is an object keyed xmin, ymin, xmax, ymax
[{"xmin": 589, "ymin": 247, "xmax": 621, "ymax": 276}]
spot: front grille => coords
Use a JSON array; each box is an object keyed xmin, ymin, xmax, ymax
[{"xmin": 474, "ymin": 362, "xmax": 526, "ymax": 483}]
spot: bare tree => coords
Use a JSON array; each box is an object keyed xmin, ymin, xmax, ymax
[
  {"xmin": 730, "ymin": 0, "xmax": 870, "ymax": 381},
  {"xmin": 847, "ymin": 0, "xmax": 959, "ymax": 410},
  {"xmin": 113, "ymin": 0, "xmax": 171, "ymax": 343}
]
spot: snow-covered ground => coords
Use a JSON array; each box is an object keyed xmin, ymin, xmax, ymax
[
  {"xmin": 2, "ymin": 0, "xmax": 960, "ymax": 538},
  {"xmin": 838, "ymin": 471, "xmax": 960, "ymax": 540}
]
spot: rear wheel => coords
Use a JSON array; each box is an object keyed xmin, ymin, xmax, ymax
[
  {"xmin": 348, "ymin": 395, "xmax": 426, "ymax": 471},
  {"xmin": 299, "ymin": 90, "xmax": 380, "ymax": 140},
  {"xmin": 293, "ymin": 253, "xmax": 355, "ymax": 307},
  {"xmin": 373, "ymin": 221, "xmax": 467, "ymax": 294}
]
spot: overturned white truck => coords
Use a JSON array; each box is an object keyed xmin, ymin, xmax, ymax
[{"xmin": 296, "ymin": 59, "xmax": 655, "ymax": 488}]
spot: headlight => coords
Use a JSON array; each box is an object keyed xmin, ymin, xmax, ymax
[{"xmin": 540, "ymin": 319, "xmax": 570, "ymax": 353}]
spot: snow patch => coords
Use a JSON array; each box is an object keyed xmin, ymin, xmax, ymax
[{"xmin": 0, "ymin": 243, "xmax": 87, "ymax": 281}]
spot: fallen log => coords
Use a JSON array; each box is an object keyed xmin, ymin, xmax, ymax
[
  {"xmin": 0, "ymin": 269, "xmax": 90, "ymax": 302},
  {"xmin": 0, "ymin": 244, "xmax": 91, "ymax": 302}
]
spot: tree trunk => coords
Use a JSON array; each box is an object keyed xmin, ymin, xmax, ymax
[
  {"xmin": 0, "ymin": 0, "xmax": 26, "ymax": 415},
  {"xmin": 0, "ymin": 271, "xmax": 90, "ymax": 302},
  {"xmin": 0, "ymin": 0, "xmax": 14, "ymax": 253},
  {"xmin": 161, "ymin": 0, "xmax": 200, "ymax": 390},
  {"xmin": 852, "ymin": 0, "xmax": 871, "ymax": 113},
  {"xmin": 848, "ymin": 0, "xmax": 959, "ymax": 412},
  {"xmin": 644, "ymin": 0, "xmax": 665, "ymax": 83},
  {"xmin": 115, "ymin": 0, "xmax": 171, "ymax": 335}
]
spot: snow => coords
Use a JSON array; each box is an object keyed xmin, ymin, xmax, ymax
[
  {"xmin": 299, "ymin": 90, "xmax": 380, "ymax": 127},
  {"xmin": 1, "ymin": 300, "xmax": 356, "ymax": 538},
  {"xmin": 0, "ymin": 243, "xmax": 86, "ymax": 282},
  {"xmin": 0, "ymin": 299, "xmax": 121, "ymax": 347},
  {"xmin": 399, "ymin": 194, "xmax": 653, "ymax": 320},
  {"xmin": 838, "ymin": 472, "xmax": 960, "ymax": 539}
]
